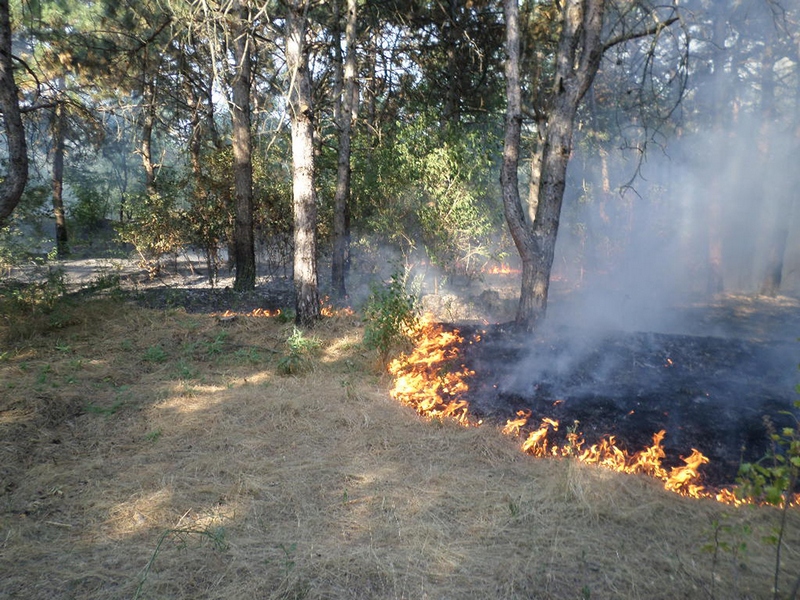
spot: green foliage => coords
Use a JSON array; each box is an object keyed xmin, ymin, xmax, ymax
[
  {"xmin": 4, "ymin": 266, "xmax": 68, "ymax": 314},
  {"xmin": 68, "ymin": 183, "xmax": 110, "ymax": 238},
  {"xmin": 277, "ymin": 327, "xmax": 321, "ymax": 375},
  {"xmin": 205, "ymin": 331, "xmax": 229, "ymax": 357},
  {"xmin": 362, "ymin": 272, "xmax": 420, "ymax": 363},
  {"xmin": 142, "ymin": 344, "xmax": 168, "ymax": 363},
  {"xmin": 736, "ymin": 406, "xmax": 800, "ymax": 507},
  {"xmin": 735, "ymin": 396, "xmax": 800, "ymax": 600},
  {"xmin": 84, "ymin": 398, "xmax": 126, "ymax": 416},
  {"xmin": 116, "ymin": 192, "xmax": 188, "ymax": 276},
  {"xmin": 701, "ymin": 514, "xmax": 751, "ymax": 599},
  {"xmin": 351, "ymin": 114, "xmax": 504, "ymax": 277}
]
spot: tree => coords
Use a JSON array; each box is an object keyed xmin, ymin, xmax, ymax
[
  {"xmin": 331, "ymin": 0, "xmax": 357, "ymax": 301},
  {"xmin": 286, "ymin": 0, "xmax": 321, "ymax": 326},
  {"xmin": 50, "ymin": 97, "xmax": 67, "ymax": 256},
  {"xmin": 229, "ymin": 0, "xmax": 256, "ymax": 291},
  {"xmin": 502, "ymin": 0, "xmax": 681, "ymax": 330},
  {"xmin": 0, "ymin": 0, "xmax": 28, "ymax": 226}
]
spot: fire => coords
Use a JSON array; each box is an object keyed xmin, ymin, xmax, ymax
[
  {"xmin": 388, "ymin": 318, "xmax": 474, "ymax": 425},
  {"xmin": 215, "ymin": 308, "xmax": 282, "ymax": 318},
  {"xmin": 320, "ymin": 296, "xmax": 355, "ymax": 318},
  {"xmin": 506, "ymin": 414, "xmax": 711, "ymax": 499},
  {"xmin": 484, "ymin": 263, "xmax": 519, "ymax": 275},
  {"xmin": 385, "ymin": 317, "xmax": 793, "ymax": 505}
]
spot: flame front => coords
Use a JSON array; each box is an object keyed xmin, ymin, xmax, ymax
[
  {"xmin": 386, "ymin": 318, "xmax": 773, "ymax": 504},
  {"xmin": 388, "ymin": 318, "xmax": 474, "ymax": 425}
]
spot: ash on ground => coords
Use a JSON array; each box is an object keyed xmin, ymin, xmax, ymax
[{"xmin": 459, "ymin": 296, "xmax": 800, "ymax": 489}]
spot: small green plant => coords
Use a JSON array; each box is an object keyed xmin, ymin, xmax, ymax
[
  {"xmin": 205, "ymin": 331, "xmax": 229, "ymax": 356},
  {"xmin": 7, "ymin": 266, "xmax": 68, "ymax": 314},
  {"xmin": 736, "ymin": 399, "xmax": 800, "ymax": 600},
  {"xmin": 362, "ymin": 271, "xmax": 420, "ymax": 364},
  {"xmin": 276, "ymin": 309, "xmax": 295, "ymax": 324},
  {"xmin": 133, "ymin": 526, "xmax": 228, "ymax": 600},
  {"xmin": 233, "ymin": 346, "xmax": 262, "ymax": 364},
  {"xmin": 277, "ymin": 327, "xmax": 321, "ymax": 375},
  {"xmin": 143, "ymin": 344, "xmax": 168, "ymax": 363},
  {"xmin": 173, "ymin": 359, "xmax": 199, "ymax": 379},
  {"xmin": 145, "ymin": 429, "xmax": 162, "ymax": 443},
  {"xmin": 84, "ymin": 398, "xmax": 126, "ymax": 416},
  {"xmin": 701, "ymin": 514, "xmax": 750, "ymax": 599}
]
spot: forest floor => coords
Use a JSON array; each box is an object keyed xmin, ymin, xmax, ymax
[{"xmin": 2, "ymin": 255, "xmax": 800, "ymax": 599}]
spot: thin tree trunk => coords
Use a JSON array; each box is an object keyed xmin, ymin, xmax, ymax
[
  {"xmin": 230, "ymin": 1, "xmax": 256, "ymax": 291},
  {"xmin": 140, "ymin": 76, "xmax": 157, "ymax": 199},
  {"xmin": 332, "ymin": 0, "xmax": 357, "ymax": 301},
  {"xmin": 501, "ymin": 0, "xmax": 537, "ymax": 328},
  {"xmin": 757, "ymin": 38, "xmax": 787, "ymax": 298},
  {"xmin": 287, "ymin": 0, "xmax": 320, "ymax": 326},
  {"xmin": 51, "ymin": 100, "xmax": 68, "ymax": 257},
  {"xmin": 443, "ymin": 0, "xmax": 459, "ymax": 125},
  {"xmin": 0, "ymin": 0, "xmax": 28, "ymax": 226}
]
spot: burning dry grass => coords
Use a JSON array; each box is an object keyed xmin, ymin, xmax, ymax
[{"xmin": 1, "ymin": 297, "xmax": 799, "ymax": 599}]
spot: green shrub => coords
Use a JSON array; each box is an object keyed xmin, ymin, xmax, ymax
[
  {"xmin": 277, "ymin": 326, "xmax": 321, "ymax": 375},
  {"xmin": 362, "ymin": 272, "xmax": 420, "ymax": 364},
  {"xmin": 736, "ymin": 397, "xmax": 800, "ymax": 599}
]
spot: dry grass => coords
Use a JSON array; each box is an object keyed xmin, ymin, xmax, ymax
[{"xmin": 1, "ymin": 295, "xmax": 799, "ymax": 600}]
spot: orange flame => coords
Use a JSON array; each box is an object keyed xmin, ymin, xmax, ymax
[
  {"xmin": 484, "ymin": 263, "xmax": 520, "ymax": 275},
  {"xmin": 384, "ymin": 318, "xmax": 791, "ymax": 505},
  {"xmin": 388, "ymin": 318, "xmax": 474, "ymax": 425},
  {"xmin": 320, "ymin": 296, "xmax": 355, "ymax": 318},
  {"xmin": 215, "ymin": 308, "xmax": 282, "ymax": 318}
]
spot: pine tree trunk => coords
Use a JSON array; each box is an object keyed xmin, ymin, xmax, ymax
[
  {"xmin": 139, "ymin": 75, "xmax": 157, "ymax": 201},
  {"xmin": 0, "ymin": 0, "xmax": 27, "ymax": 226},
  {"xmin": 51, "ymin": 101, "xmax": 68, "ymax": 257},
  {"xmin": 230, "ymin": 2, "xmax": 256, "ymax": 291},
  {"xmin": 287, "ymin": 0, "xmax": 320, "ymax": 326},
  {"xmin": 331, "ymin": 0, "xmax": 357, "ymax": 301}
]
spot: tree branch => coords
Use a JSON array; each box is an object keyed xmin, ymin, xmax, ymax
[{"xmin": 603, "ymin": 16, "xmax": 679, "ymax": 53}]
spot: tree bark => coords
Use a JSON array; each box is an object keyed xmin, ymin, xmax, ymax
[
  {"xmin": 51, "ymin": 100, "xmax": 68, "ymax": 257},
  {"xmin": 756, "ymin": 35, "xmax": 788, "ymax": 298},
  {"xmin": 139, "ymin": 75, "xmax": 157, "ymax": 199},
  {"xmin": 331, "ymin": 0, "xmax": 357, "ymax": 301},
  {"xmin": 230, "ymin": 1, "xmax": 256, "ymax": 291},
  {"xmin": 501, "ymin": 0, "xmax": 536, "ymax": 328},
  {"xmin": 503, "ymin": 0, "xmax": 605, "ymax": 331},
  {"xmin": 0, "ymin": 0, "xmax": 28, "ymax": 227},
  {"xmin": 287, "ymin": 0, "xmax": 321, "ymax": 326}
]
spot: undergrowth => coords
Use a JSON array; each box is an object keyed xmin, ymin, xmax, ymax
[{"xmin": 362, "ymin": 271, "xmax": 420, "ymax": 365}]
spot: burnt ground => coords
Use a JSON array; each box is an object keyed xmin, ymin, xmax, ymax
[{"xmin": 457, "ymin": 295, "xmax": 800, "ymax": 489}]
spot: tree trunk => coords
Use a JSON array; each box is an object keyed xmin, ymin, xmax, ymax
[
  {"xmin": 503, "ymin": 0, "xmax": 605, "ymax": 331},
  {"xmin": 331, "ymin": 0, "xmax": 357, "ymax": 301},
  {"xmin": 756, "ymin": 36, "xmax": 787, "ymax": 298},
  {"xmin": 51, "ymin": 100, "xmax": 68, "ymax": 257},
  {"xmin": 287, "ymin": 0, "xmax": 320, "ymax": 326},
  {"xmin": 230, "ymin": 1, "xmax": 256, "ymax": 291},
  {"xmin": 0, "ymin": 0, "xmax": 28, "ymax": 226},
  {"xmin": 501, "ymin": 0, "xmax": 537, "ymax": 328},
  {"xmin": 139, "ymin": 76, "xmax": 157, "ymax": 199}
]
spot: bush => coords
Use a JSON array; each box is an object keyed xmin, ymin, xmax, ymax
[{"xmin": 362, "ymin": 272, "xmax": 420, "ymax": 364}]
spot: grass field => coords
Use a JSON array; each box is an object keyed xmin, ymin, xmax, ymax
[{"xmin": 1, "ymin": 288, "xmax": 799, "ymax": 599}]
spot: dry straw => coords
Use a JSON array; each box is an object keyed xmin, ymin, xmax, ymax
[{"xmin": 1, "ymin": 298, "xmax": 798, "ymax": 599}]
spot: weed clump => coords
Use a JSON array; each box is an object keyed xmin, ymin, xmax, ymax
[
  {"xmin": 362, "ymin": 272, "xmax": 420, "ymax": 365},
  {"xmin": 277, "ymin": 326, "xmax": 321, "ymax": 375}
]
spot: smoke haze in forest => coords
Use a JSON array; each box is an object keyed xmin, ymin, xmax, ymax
[{"xmin": 547, "ymin": 3, "xmax": 800, "ymax": 336}]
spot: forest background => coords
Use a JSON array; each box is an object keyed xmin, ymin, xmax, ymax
[{"xmin": 0, "ymin": 0, "xmax": 797, "ymax": 330}]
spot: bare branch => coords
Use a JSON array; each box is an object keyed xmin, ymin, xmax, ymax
[{"xmin": 603, "ymin": 15, "xmax": 679, "ymax": 53}]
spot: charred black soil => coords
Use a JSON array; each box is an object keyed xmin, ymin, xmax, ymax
[{"xmin": 457, "ymin": 297, "xmax": 800, "ymax": 490}]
